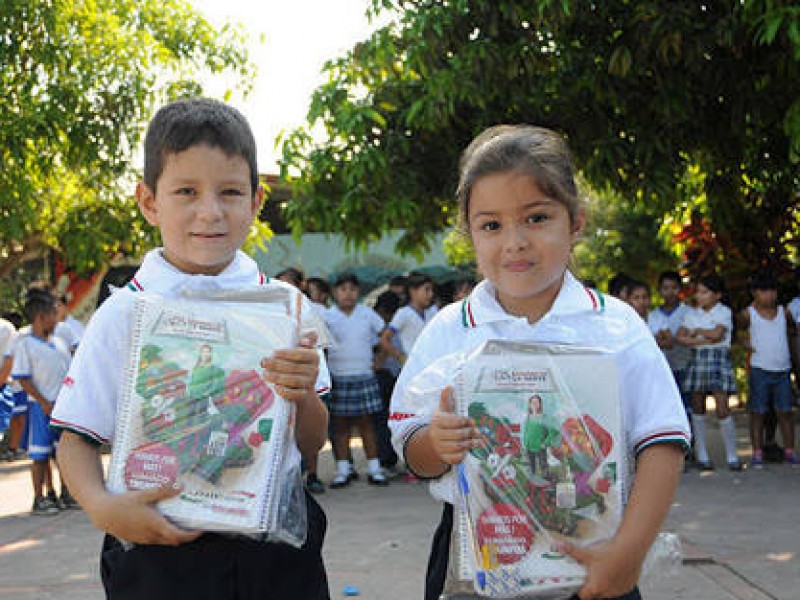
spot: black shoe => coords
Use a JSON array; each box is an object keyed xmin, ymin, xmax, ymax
[
  {"xmin": 697, "ymin": 460, "xmax": 715, "ymax": 471},
  {"xmin": 330, "ymin": 472, "xmax": 353, "ymax": 489},
  {"xmin": 728, "ymin": 460, "xmax": 744, "ymax": 472},
  {"xmin": 60, "ymin": 490, "xmax": 81, "ymax": 509},
  {"xmin": 32, "ymin": 496, "xmax": 60, "ymax": 516},
  {"xmin": 306, "ymin": 473, "xmax": 325, "ymax": 494},
  {"xmin": 367, "ymin": 471, "xmax": 389, "ymax": 486}
]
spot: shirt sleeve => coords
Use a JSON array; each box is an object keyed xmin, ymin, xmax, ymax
[
  {"xmin": 713, "ymin": 305, "xmax": 732, "ymax": 331},
  {"xmin": 52, "ymin": 295, "xmax": 130, "ymax": 444},
  {"xmin": 11, "ymin": 337, "xmax": 31, "ymax": 379},
  {"xmin": 618, "ymin": 337, "xmax": 691, "ymax": 457}
]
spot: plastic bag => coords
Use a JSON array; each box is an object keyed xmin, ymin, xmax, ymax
[
  {"xmin": 107, "ymin": 285, "xmax": 317, "ymax": 546},
  {"xmin": 403, "ymin": 340, "xmax": 680, "ymax": 598}
]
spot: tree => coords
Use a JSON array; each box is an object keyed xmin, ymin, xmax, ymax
[
  {"xmin": 280, "ymin": 0, "xmax": 800, "ymax": 291},
  {"xmin": 0, "ymin": 0, "xmax": 261, "ymax": 281}
]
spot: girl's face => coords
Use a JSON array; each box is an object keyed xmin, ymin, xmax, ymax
[
  {"xmin": 409, "ymin": 282, "xmax": 434, "ymax": 309},
  {"xmin": 695, "ymin": 283, "xmax": 721, "ymax": 309},
  {"xmin": 468, "ymin": 171, "xmax": 583, "ymax": 321},
  {"xmin": 308, "ymin": 283, "xmax": 327, "ymax": 304}
]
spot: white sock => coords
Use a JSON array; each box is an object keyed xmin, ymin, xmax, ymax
[
  {"xmin": 719, "ymin": 416, "xmax": 739, "ymax": 464},
  {"xmin": 367, "ymin": 458, "xmax": 382, "ymax": 475},
  {"xmin": 336, "ymin": 460, "xmax": 351, "ymax": 476},
  {"xmin": 691, "ymin": 414, "xmax": 709, "ymax": 463}
]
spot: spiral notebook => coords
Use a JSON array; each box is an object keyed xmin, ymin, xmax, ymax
[
  {"xmin": 452, "ymin": 340, "xmax": 627, "ymax": 598},
  {"xmin": 107, "ymin": 289, "xmax": 298, "ymax": 533}
]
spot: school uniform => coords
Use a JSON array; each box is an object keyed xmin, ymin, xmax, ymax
[
  {"xmin": 389, "ymin": 271, "xmax": 689, "ymax": 600},
  {"xmin": 11, "ymin": 333, "xmax": 71, "ymax": 460},
  {"xmin": 324, "ymin": 304, "xmax": 384, "ymax": 417},
  {"xmin": 52, "ymin": 248, "xmax": 331, "ymax": 600},
  {"xmin": 681, "ymin": 303, "xmax": 737, "ymax": 393},
  {"xmin": 747, "ymin": 306, "xmax": 793, "ymax": 413},
  {"xmin": 648, "ymin": 303, "xmax": 692, "ymax": 414},
  {"xmin": 2, "ymin": 325, "xmax": 30, "ymax": 417},
  {"xmin": 387, "ymin": 304, "xmax": 438, "ymax": 355}
]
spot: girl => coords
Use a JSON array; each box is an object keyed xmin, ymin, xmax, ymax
[
  {"xmin": 677, "ymin": 274, "xmax": 742, "ymax": 471},
  {"xmin": 389, "ymin": 125, "xmax": 689, "ymax": 600}
]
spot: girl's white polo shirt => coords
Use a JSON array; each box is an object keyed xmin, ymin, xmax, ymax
[
  {"xmin": 681, "ymin": 303, "xmax": 733, "ymax": 348},
  {"xmin": 389, "ymin": 270, "xmax": 690, "ymax": 504},
  {"xmin": 52, "ymin": 248, "xmax": 331, "ymax": 446},
  {"xmin": 324, "ymin": 304, "xmax": 385, "ymax": 377},
  {"xmin": 388, "ymin": 304, "xmax": 438, "ymax": 355}
]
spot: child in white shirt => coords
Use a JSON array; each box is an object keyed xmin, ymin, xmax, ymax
[{"xmin": 379, "ymin": 272, "xmax": 437, "ymax": 365}]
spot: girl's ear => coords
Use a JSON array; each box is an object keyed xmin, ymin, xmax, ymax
[
  {"xmin": 570, "ymin": 207, "xmax": 587, "ymax": 243},
  {"xmin": 136, "ymin": 182, "xmax": 159, "ymax": 226}
]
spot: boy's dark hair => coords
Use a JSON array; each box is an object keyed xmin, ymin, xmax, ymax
[
  {"xmin": 374, "ymin": 290, "xmax": 401, "ymax": 315},
  {"xmin": 406, "ymin": 273, "xmax": 433, "ymax": 289},
  {"xmin": 658, "ymin": 271, "xmax": 682, "ymax": 288},
  {"xmin": 749, "ymin": 270, "xmax": 778, "ymax": 291},
  {"xmin": 2, "ymin": 312, "xmax": 24, "ymax": 329},
  {"xmin": 143, "ymin": 98, "xmax": 258, "ymax": 194},
  {"xmin": 608, "ymin": 272, "xmax": 633, "ymax": 297},
  {"xmin": 698, "ymin": 273, "xmax": 725, "ymax": 294},
  {"xmin": 23, "ymin": 288, "xmax": 56, "ymax": 322},
  {"xmin": 306, "ymin": 277, "xmax": 330, "ymax": 296},
  {"xmin": 275, "ymin": 267, "xmax": 305, "ymax": 288},
  {"xmin": 333, "ymin": 272, "xmax": 360, "ymax": 288}
]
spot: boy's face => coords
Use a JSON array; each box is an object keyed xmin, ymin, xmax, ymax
[
  {"xmin": 627, "ymin": 287, "xmax": 651, "ymax": 318},
  {"xmin": 409, "ymin": 282, "xmax": 434, "ymax": 309},
  {"xmin": 137, "ymin": 144, "xmax": 262, "ymax": 275},
  {"xmin": 333, "ymin": 282, "xmax": 359, "ymax": 310},
  {"xmin": 753, "ymin": 287, "xmax": 777, "ymax": 308},
  {"xmin": 658, "ymin": 278, "xmax": 681, "ymax": 304}
]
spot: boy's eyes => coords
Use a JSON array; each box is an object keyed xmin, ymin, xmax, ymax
[{"xmin": 172, "ymin": 187, "xmax": 246, "ymax": 197}]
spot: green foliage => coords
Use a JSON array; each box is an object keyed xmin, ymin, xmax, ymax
[
  {"xmin": 281, "ymin": 0, "xmax": 800, "ymax": 295},
  {"xmin": 0, "ymin": 0, "xmax": 255, "ymax": 279}
]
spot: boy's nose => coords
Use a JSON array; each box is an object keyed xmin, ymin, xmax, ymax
[{"xmin": 196, "ymin": 193, "xmax": 224, "ymax": 220}]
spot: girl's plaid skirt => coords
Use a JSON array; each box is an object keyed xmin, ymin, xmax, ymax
[
  {"xmin": 330, "ymin": 374, "xmax": 383, "ymax": 416},
  {"xmin": 684, "ymin": 347, "xmax": 738, "ymax": 393}
]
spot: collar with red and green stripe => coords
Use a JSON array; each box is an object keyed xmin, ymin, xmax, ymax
[{"xmin": 126, "ymin": 271, "xmax": 268, "ymax": 292}]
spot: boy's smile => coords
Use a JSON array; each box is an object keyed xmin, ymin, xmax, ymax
[{"xmin": 136, "ymin": 144, "xmax": 262, "ymax": 276}]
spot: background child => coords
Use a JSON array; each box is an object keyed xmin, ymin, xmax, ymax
[
  {"xmin": 379, "ymin": 272, "xmax": 437, "ymax": 366},
  {"xmin": 626, "ymin": 280, "xmax": 651, "ymax": 320},
  {"xmin": 677, "ymin": 273, "xmax": 742, "ymax": 471},
  {"xmin": 648, "ymin": 271, "xmax": 693, "ymax": 426},
  {"xmin": 737, "ymin": 271, "xmax": 798, "ymax": 468},
  {"xmin": 52, "ymin": 98, "xmax": 331, "ymax": 600},
  {"xmin": 324, "ymin": 273, "xmax": 389, "ymax": 487},
  {"xmin": 306, "ymin": 277, "xmax": 331, "ymax": 312},
  {"xmin": 0, "ymin": 313, "xmax": 28, "ymax": 462},
  {"xmin": 390, "ymin": 125, "xmax": 689, "ymax": 600},
  {"xmin": 372, "ymin": 290, "xmax": 403, "ymax": 477},
  {"xmin": 12, "ymin": 287, "xmax": 73, "ymax": 514}
]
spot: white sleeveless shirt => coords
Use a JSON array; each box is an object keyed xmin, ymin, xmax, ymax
[{"xmin": 748, "ymin": 305, "xmax": 791, "ymax": 371}]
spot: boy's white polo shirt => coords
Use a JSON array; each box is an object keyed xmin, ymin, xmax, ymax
[
  {"xmin": 389, "ymin": 270, "xmax": 690, "ymax": 504},
  {"xmin": 681, "ymin": 303, "xmax": 733, "ymax": 348},
  {"xmin": 52, "ymin": 248, "xmax": 331, "ymax": 445},
  {"xmin": 12, "ymin": 334, "xmax": 72, "ymax": 403}
]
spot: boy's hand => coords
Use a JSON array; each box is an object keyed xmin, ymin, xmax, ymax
[
  {"xmin": 429, "ymin": 387, "xmax": 481, "ymax": 465},
  {"xmin": 90, "ymin": 486, "xmax": 201, "ymax": 546},
  {"xmin": 260, "ymin": 332, "xmax": 319, "ymax": 404},
  {"xmin": 559, "ymin": 539, "xmax": 642, "ymax": 599}
]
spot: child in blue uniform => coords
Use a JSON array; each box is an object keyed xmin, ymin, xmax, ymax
[{"xmin": 390, "ymin": 125, "xmax": 689, "ymax": 600}]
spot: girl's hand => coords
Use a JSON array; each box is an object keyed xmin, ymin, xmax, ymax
[
  {"xmin": 90, "ymin": 486, "xmax": 201, "ymax": 546},
  {"xmin": 260, "ymin": 333, "xmax": 320, "ymax": 404},
  {"xmin": 429, "ymin": 387, "xmax": 481, "ymax": 465},
  {"xmin": 559, "ymin": 539, "xmax": 642, "ymax": 599}
]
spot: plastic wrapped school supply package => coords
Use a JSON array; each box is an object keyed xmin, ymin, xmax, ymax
[
  {"xmin": 107, "ymin": 286, "xmax": 318, "ymax": 546},
  {"xmin": 402, "ymin": 339, "xmax": 681, "ymax": 599}
]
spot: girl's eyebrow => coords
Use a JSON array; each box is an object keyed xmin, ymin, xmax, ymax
[{"xmin": 470, "ymin": 198, "xmax": 558, "ymax": 219}]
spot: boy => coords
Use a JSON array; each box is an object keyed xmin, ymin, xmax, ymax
[
  {"xmin": 626, "ymin": 280, "xmax": 651, "ymax": 320},
  {"xmin": 648, "ymin": 271, "xmax": 692, "ymax": 425},
  {"xmin": 12, "ymin": 288, "xmax": 73, "ymax": 514},
  {"xmin": 379, "ymin": 272, "xmax": 437, "ymax": 365},
  {"xmin": 737, "ymin": 271, "xmax": 799, "ymax": 468},
  {"xmin": 324, "ymin": 273, "xmax": 389, "ymax": 487},
  {"xmin": 52, "ymin": 98, "xmax": 331, "ymax": 600}
]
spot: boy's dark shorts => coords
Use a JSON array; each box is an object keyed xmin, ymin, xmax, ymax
[{"xmin": 101, "ymin": 492, "xmax": 329, "ymax": 600}]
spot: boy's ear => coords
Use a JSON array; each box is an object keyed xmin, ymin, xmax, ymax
[
  {"xmin": 250, "ymin": 185, "xmax": 265, "ymax": 217},
  {"xmin": 136, "ymin": 182, "xmax": 159, "ymax": 226}
]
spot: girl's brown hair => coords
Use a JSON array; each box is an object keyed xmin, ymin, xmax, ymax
[{"xmin": 456, "ymin": 125, "xmax": 581, "ymax": 230}]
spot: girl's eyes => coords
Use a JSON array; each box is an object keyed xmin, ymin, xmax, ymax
[
  {"xmin": 475, "ymin": 213, "xmax": 548, "ymax": 231},
  {"xmin": 526, "ymin": 213, "xmax": 548, "ymax": 224},
  {"xmin": 479, "ymin": 220, "xmax": 501, "ymax": 232}
]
